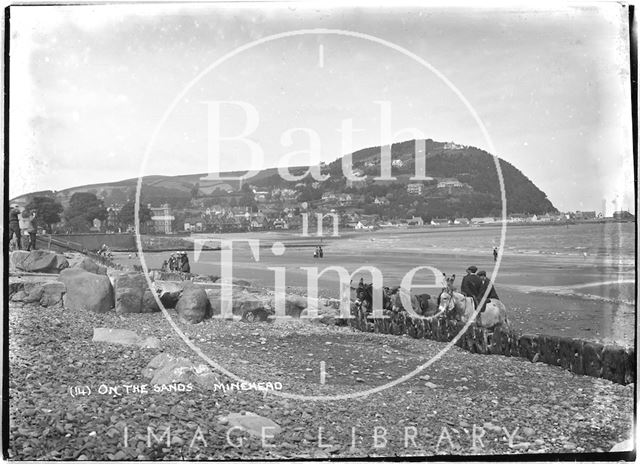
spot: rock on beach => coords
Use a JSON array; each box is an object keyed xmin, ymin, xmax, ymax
[
  {"xmin": 59, "ymin": 267, "xmax": 114, "ymax": 313},
  {"xmin": 176, "ymin": 284, "xmax": 210, "ymax": 323}
]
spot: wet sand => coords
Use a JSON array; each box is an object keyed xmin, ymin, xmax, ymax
[{"xmin": 115, "ymin": 228, "xmax": 635, "ymax": 346}]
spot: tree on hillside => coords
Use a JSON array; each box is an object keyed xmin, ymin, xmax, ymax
[
  {"xmin": 66, "ymin": 216, "xmax": 92, "ymax": 233},
  {"xmin": 25, "ymin": 196, "xmax": 64, "ymax": 233},
  {"xmin": 103, "ymin": 188, "xmax": 128, "ymax": 206},
  {"xmin": 191, "ymin": 183, "xmax": 200, "ymax": 200},
  {"xmin": 239, "ymin": 183, "xmax": 256, "ymax": 208},
  {"xmin": 118, "ymin": 200, "xmax": 152, "ymax": 230},
  {"xmin": 64, "ymin": 192, "xmax": 108, "ymax": 232}
]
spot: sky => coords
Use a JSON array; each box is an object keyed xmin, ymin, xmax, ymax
[{"xmin": 9, "ymin": 2, "xmax": 635, "ymax": 214}]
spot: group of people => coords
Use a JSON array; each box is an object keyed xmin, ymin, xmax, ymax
[
  {"xmin": 8, "ymin": 204, "xmax": 37, "ymax": 251},
  {"xmin": 162, "ymin": 251, "xmax": 191, "ymax": 274},
  {"xmin": 313, "ymin": 245, "xmax": 324, "ymax": 258},
  {"xmin": 97, "ymin": 243, "xmax": 113, "ymax": 259},
  {"xmin": 460, "ymin": 265, "xmax": 499, "ymax": 312}
]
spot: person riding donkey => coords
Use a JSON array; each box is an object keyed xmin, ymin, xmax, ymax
[
  {"xmin": 460, "ymin": 265, "xmax": 483, "ymax": 310},
  {"xmin": 476, "ymin": 270, "xmax": 499, "ymax": 312}
]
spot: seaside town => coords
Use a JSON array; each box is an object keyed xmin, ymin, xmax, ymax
[{"xmin": 10, "ymin": 177, "xmax": 635, "ymax": 237}]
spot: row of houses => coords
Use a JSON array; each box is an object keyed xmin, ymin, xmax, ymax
[
  {"xmin": 112, "ymin": 197, "xmax": 610, "ymax": 235},
  {"xmin": 249, "ymin": 176, "xmax": 472, "ymax": 205}
]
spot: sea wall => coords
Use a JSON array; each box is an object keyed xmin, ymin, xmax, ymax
[
  {"xmin": 44, "ymin": 233, "xmax": 136, "ymax": 251},
  {"xmin": 349, "ymin": 307, "xmax": 636, "ymax": 386}
]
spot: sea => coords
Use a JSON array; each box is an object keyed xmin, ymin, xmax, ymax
[{"xmin": 340, "ymin": 222, "xmax": 636, "ymax": 264}]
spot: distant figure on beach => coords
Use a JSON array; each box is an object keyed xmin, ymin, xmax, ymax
[
  {"xmin": 318, "ymin": 246, "xmax": 324, "ymax": 258},
  {"xmin": 493, "ymin": 247, "xmax": 498, "ymax": 262},
  {"xmin": 9, "ymin": 204, "xmax": 22, "ymax": 250},
  {"xmin": 460, "ymin": 265, "xmax": 483, "ymax": 309},
  {"xmin": 583, "ymin": 251, "xmax": 587, "ymax": 260},
  {"xmin": 313, "ymin": 247, "xmax": 319, "ymax": 258},
  {"xmin": 179, "ymin": 252, "xmax": 190, "ymax": 273},
  {"xmin": 168, "ymin": 253, "xmax": 178, "ymax": 271}
]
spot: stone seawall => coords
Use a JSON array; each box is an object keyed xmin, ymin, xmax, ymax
[
  {"xmin": 348, "ymin": 307, "xmax": 636, "ymax": 386},
  {"xmin": 44, "ymin": 233, "xmax": 136, "ymax": 251}
]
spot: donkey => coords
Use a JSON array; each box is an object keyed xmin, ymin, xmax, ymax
[{"xmin": 438, "ymin": 274, "xmax": 509, "ymax": 329}]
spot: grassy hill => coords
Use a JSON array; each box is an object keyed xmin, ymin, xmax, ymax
[{"xmin": 12, "ymin": 139, "xmax": 557, "ymax": 218}]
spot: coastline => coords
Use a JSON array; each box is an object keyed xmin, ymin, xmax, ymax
[{"xmin": 107, "ymin": 222, "xmax": 634, "ymax": 346}]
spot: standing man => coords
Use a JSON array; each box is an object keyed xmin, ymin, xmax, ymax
[
  {"xmin": 460, "ymin": 265, "xmax": 483, "ymax": 309},
  {"xmin": 493, "ymin": 247, "xmax": 498, "ymax": 262},
  {"xmin": 9, "ymin": 204, "xmax": 22, "ymax": 250},
  {"xmin": 180, "ymin": 252, "xmax": 191, "ymax": 274},
  {"xmin": 22, "ymin": 209, "xmax": 37, "ymax": 251}
]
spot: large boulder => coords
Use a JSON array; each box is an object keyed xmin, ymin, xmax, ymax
[
  {"xmin": 176, "ymin": 285, "xmax": 210, "ymax": 323},
  {"xmin": 234, "ymin": 293, "xmax": 265, "ymax": 314},
  {"xmin": 11, "ymin": 250, "xmax": 69, "ymax": 274},
  {"xmin": 9, "ymin": 280, "xmax": 66, "ymax": 307},
  {"xmin": 10, "ymin": 290, "xmax": 28, "ymax": 302},
  {"xmin": 155, "ymin": 281, "xmax": 184, "ymax": 308},
  {"xmin": 205, "ymin": 287, "xmax": 274, "ymax": 321},
  {"xmin": 39, "ymin": 281, "xmax": 66, "ymax": 307},
  {"xmin": 73, "ymin": 257, "xmax": 107, "ymax": 275},
  {"xmin": 143, "ymin": 289, "xmax": 160, "ymax": 313},
  {"xmin": 59, "ymin": 268, "xmax": 114, "ymax": 313},
  {"xmin": 115, "ymin": 272, "xmax": 158, "ymax": 314},
  {"xmin": 9, "ymin": 251, "xmax": 30, "ymax": 272},
  {"xmin": 115, "ymin": 273, "xmax": 144, "ymax": 313},
  {"xmin": 284, "ymin": 294, "xmax": 308, "ymax": 318}
]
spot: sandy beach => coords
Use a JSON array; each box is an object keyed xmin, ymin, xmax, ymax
[{"xmin": 113, "ymin": 223, "xmax": 635, "ymax": 346}]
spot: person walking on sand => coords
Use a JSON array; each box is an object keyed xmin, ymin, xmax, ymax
[
  {"xmin": 9, "ymin": 204, "xmax": 22, "ymax": 250},
  {"xmin": 493, "ymin": 246, "xmax": 498, "ymax": 262},
  {"xmin": 460, "ymin": 265, "xmax": 483, "ymax": 309}
]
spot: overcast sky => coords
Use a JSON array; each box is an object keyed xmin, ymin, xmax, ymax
[{"xmin": 9, "ymin": 2, "xmax": 634, "ymax": 214}]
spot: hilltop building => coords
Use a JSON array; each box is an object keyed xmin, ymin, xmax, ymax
[{"xmin": 443, "ymin": 142, "xmax": 465, "ymax": 150}]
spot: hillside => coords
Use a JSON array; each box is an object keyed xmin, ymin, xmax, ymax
[
  {"xmin": 12, "ymin": 139, "xmax": 557, "ymax": 218},
  {"xmin": 251, "ymin": 139, "xmax": 557, "ymax": 218}
]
